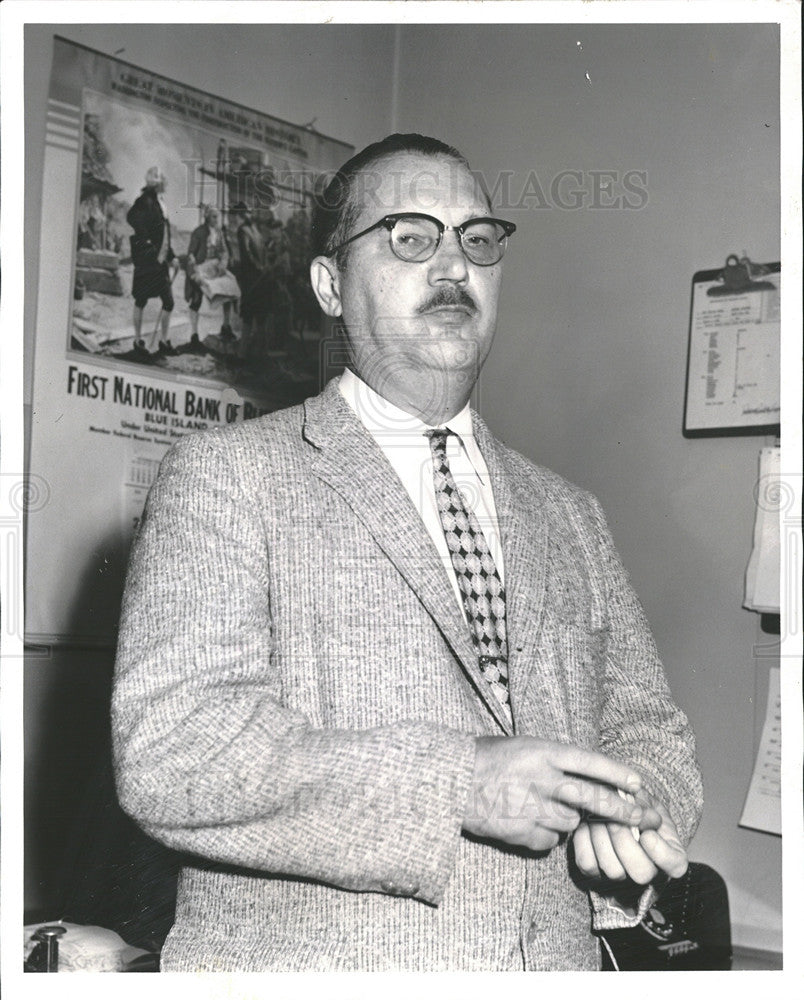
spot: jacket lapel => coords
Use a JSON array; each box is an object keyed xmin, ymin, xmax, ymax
[
  {"xmin": 303, "ymin": 382, "xmax": 513, "ymax": 733},
  {"xmin": 472, "ymin": 415, "xmax": 570, "ymax": 738}
]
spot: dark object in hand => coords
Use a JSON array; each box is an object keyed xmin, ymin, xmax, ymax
[{"xmin": 600, "ymin": 863, "xmax": 732, "ymax": 970}]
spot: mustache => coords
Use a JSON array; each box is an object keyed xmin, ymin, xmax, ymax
[{"xmin": 417, "ymin": 288, "xmax": 477, "ymax": 314}]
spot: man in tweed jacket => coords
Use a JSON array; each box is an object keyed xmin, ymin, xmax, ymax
[{"xmin": 112, "ymin": 134, "xmax": 702, "ymax": 971}]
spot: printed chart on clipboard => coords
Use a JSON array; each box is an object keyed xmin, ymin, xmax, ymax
[{"xmin": 683, "ymin": 257, "xmax": 780, "ymax": 437}]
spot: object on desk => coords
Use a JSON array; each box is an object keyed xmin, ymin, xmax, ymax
[
  {"xmin": 683, "ymin": 256, "xmax": 780, "ymax": 436},
  {"xmin": 744, "ymin": 446, "xmax": 781, "ymax": 614},
  {"xmin": 739, "ymin": 665, "xmax": 781, "ymax": 836},
  {"xmin": 26, "ymin": 924, "xmax": 67, "ymax": 972},
  {"xmin": 123, "ymin": 952, "xmax": 161, "ymax": 972},
  {"xmin": 23, "ymin": 922, "xmax": 150, "ymax": 972}
]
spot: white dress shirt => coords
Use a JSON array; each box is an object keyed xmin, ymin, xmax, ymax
[{"xmin": 339, "ymin": 368, "xmax": 504, "ymax": 615}]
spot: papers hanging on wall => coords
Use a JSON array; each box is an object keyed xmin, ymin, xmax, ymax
[
  {"xmin": 683, "ymin": 258, "xmax": 780, "ymax": 436},
  {"xmin": 744, "ymin": 446, "xmax": 781, "ymax": 613},
  {"xmin": 739, "ymin": 666, "xmax": 781, "ymax": 836}
]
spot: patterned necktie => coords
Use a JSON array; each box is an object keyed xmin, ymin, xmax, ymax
[{"xmin": 425, "ymin": 429, "xmax": 511, "ymax": 721}]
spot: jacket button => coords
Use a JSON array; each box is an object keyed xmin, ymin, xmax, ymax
[
  {"xmin": 527, "ymin": 922, "xmax": 541, "ymax": 943},
  {"xmin": 380, "ymin": 880, "xmax": 398, "ymax": 894}
]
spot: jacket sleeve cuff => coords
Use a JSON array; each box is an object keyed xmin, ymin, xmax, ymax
[
  {"xmin": 364, "ymin": 727, "xmax": 477, "ymax": 906},
  {"xmin": 589, "ymin": 882, "xmax": 658, "ymax": 930}
]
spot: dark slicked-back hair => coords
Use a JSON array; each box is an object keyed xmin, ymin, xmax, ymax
[{"xmin": 310, "ymin": 133, "xmax": 475, "ymax": 269}]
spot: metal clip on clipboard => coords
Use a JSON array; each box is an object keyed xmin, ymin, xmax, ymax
[{"xmin": 707, "ymin": 254, "xmax": 776, "ymax": 296}]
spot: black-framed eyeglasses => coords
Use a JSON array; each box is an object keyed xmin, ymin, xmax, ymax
[{"xmin": 329, "ymin": 212, "xmax": 516, "ymax": 266}]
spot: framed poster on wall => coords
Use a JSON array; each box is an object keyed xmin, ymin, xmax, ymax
[{"xmin": 26, "ymin": 37, "xmax": 352, "ymax": 645}]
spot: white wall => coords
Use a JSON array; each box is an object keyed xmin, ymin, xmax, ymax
[{"xmin": 394, "ymin": 22, "xmax": 782, "ymax": 951}]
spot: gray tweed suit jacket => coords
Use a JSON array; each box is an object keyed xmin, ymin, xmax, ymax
[{"xmin": 112, "ymin": 376, "xmax": 702, "ymax": 972}]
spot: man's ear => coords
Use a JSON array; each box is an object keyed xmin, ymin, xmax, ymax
[{"xmin": 310, "ymin": 256, "xmax": 342, "ymax": 317}]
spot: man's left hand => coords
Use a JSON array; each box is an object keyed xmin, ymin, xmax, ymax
[{"xmin": 572, "ymin": 791, "xmax": 688, "ymax": 885}]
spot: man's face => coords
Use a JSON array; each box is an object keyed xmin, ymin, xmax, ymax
[
  {"xmin": 328, "ymin": 153, "xmax": 502, "ymax": 405},
  {"xmin": 207, "ymin": 209, "xmax": 220, "ymax": 227}
]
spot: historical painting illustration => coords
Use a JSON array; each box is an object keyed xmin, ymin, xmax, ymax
[{"xmin": 71, "ymin": 84, "xmax": 349, "ymax": 410}]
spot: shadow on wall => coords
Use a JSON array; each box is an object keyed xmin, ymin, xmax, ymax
[{"xmin": 25, "ymin": 527, "xmax": 181, "ymax": 952}]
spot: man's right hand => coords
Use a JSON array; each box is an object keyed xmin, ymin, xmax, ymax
[{"xmin": 462, "ymin": 736, "xmax": 661, "ymax": 852}]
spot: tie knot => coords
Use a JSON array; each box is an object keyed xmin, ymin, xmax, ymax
[{"xmin": 425, "ymin": 428, "xmax": 454, "ymax": 460}]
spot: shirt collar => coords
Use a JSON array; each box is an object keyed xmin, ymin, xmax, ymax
[
  {"xmin": 339, "ymin": 368, "xmax": 472, "ymax": 437},
  {"xmin": 338, "ymin": 369, "xmax": 486, "ymax": 482}
]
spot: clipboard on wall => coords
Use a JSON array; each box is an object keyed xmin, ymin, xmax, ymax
[{"xmin": 683, "ymin": 256, "xmax": 780, "ymax": 437}]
